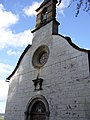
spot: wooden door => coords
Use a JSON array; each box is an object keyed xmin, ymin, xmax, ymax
[
  {"xmin": 30, "ymin": 101, "xmax": 46, "ymax": 120},
  {"xmin": 31, "ymin": 113, "xmax": 46, "ymax": 120}
]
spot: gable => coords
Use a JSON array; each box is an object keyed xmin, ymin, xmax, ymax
[{"xmin": 6, "ymin": 34, "xmax": 90, "ymax": 82}]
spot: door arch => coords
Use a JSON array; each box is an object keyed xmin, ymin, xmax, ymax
[{"xmin": 25, "ymin": 95, "xmax": 50, "ymax": 120}]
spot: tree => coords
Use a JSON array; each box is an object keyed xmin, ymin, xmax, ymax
[{"xmin": 58, "ymin": 0, "xmax": 90, "ymax": 17}]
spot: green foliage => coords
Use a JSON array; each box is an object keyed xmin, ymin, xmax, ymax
[{"xmin": 0, "ymin": 116, "xmax": 4, "ymax": 120}]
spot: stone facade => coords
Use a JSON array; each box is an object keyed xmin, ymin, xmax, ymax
[
  {"xmin": 5, "ymin": 21, "xmax": 90, "ymax": 120},
  {"xmin": 5, "ymin": 0, "xmax": 90, "ymax": 120}
]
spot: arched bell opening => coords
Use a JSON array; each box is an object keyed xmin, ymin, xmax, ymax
[{"xmin": 41, "ymin": 7, "xmax": 47, "ymax": 23}]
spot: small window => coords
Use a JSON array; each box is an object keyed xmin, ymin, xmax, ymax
[{"xmin": 32, "ymin": 45, "xmax": 49, "ymax": 68}]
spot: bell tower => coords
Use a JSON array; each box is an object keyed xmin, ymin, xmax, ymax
[{"xmin": 32, "ymin": 0, "xmax": 60, "ymax": 34}]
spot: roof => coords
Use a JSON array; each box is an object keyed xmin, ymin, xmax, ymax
[
  {"xmin": 63, "ymin": 35, "xmax": 90, "ymax": 53},
  {"xmin": 36, "ymin": 0, "xmax": 58, "ymax": 11},
  {"xmin": 36, "ymin": 0, "xmax": 50, "ymax": 11}
]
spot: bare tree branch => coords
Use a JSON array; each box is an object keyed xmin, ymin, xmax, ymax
[
  {"xmin": 57, "ymin": 0, "xmax": 62, "ymax": 6},
  {"xmin": 57, "ymin": 0, "xmax": 90, "ymax": 16}
]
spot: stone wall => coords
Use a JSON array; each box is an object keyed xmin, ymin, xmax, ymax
[{"xmin": 5, "ymin": 21, "xmax": 90, "ymax": 120}]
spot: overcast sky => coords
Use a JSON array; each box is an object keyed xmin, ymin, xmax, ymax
[{"xmin": 0, "ymin": 0, "xmax": 90, "ymax": 113}]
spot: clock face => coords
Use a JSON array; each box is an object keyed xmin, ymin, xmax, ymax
[{"xmin": 32, "ymin": 45, "xmax": 49, "ymax": 68}]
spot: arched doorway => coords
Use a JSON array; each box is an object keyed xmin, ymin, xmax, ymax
[
  {"xmin": 25, "ymin": 95, "xmax": 50, "ymax": 120},
  {"xmin": 31, "ymin": 101, "xmax": 46, "ymax": 120}
]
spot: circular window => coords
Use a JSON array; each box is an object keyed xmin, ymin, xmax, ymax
[
  {"xmin": 39, "ymin": 52, "xmax": 48, "ymax": 65},
  {"xmin": 32, "ymin": 45, "xmax": 49, "ymax": 68}
]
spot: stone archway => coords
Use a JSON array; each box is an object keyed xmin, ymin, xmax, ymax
[{"xmin": 25, "ymin": 95, "xmax": 50, "ymax": 120}]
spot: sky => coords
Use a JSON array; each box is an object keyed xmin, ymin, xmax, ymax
[{"xmin": 0, "ymin": 0, "xmax": 90, "ymax": 113}]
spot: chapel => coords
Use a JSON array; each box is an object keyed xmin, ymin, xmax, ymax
[{"xmin": 5, "ymin": 0, "xmax": 90, "ymax": 120}]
